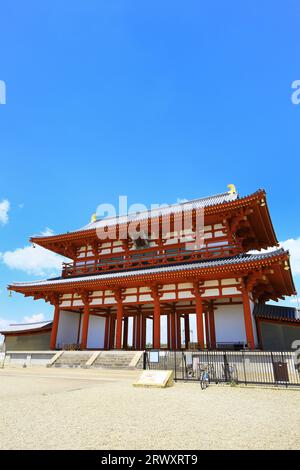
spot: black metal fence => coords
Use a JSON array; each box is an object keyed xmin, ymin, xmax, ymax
[{"xmin": 143, "ymin": 350, "xmax": 300, "ymax": 387}]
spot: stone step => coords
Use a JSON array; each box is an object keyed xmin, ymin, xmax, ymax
[
  {"xmin": 49, "ymin": 350, "xmax": 144, "ymax": 370},
  {"xmin": 54, "ymin": 352, "xmax": 93, "ymax": 368},
  {"xmin": 93, "ymin": 351, "xmax": 142, "ymax": 369}
]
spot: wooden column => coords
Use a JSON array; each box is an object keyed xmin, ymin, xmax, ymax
[
  {"xmin": 242, "ymin": 290, "xmax": 255, "ymax": 350},
  {"xmin": 184, "ymin": 315, "xmax": 190, "ymax": 349},
  {"xmin": 109, "ymin": 314, "xmax": 116, "ymax": 349},
  {"xmin": 170, "ymin": 310, "xmax": 176, "ymax": 350},
  {"xmin": 115, "ymin": 291, "xmax": 124, "ymax": 350},
  {"xmin": 208, "ymin": 301, "xmax": 216, "ymax": 349},
  {"xmin": 50, "ymin": 299, "xmax": 60, "ymax": 350},
  {"xmin": 123, "ymin": 317, "xmax": 128, "ymax": 349},
  {"xmin": 176, "ymin": 313, "xmax": 182, "ymax": 349},
  {"xmin": 194, "ymin": 283, "xmax": 205, "ymax": 350},
  {"xmin": 136, "ymin": 312, "xmax": 141, "ymax": 350},
  {"xmin": 151, "ymin": 286, "xmax": 161, "ymax": 349},
  {"xmin": 104, "ymin": 315, "xmax": 110, "ymax": 350},
  {"xmin": 81, "ymin": 293, "xmax": 91, "ymax": 350}
]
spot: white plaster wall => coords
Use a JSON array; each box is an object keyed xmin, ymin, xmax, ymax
[
  {"xmin": 56, "ymin": 310, "xmax": 80, "ymax": 348},
  {"xmin": 214, "ymin": 304, "xmax": 247, "ymax": 344},
  {"xmin": 87, "ymin": 315, "xmax": 105, "ymax": 349}
]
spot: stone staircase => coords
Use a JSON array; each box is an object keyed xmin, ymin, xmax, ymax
[
  {"xmin": 52, "ymin": 351, "xmax": 93, "ymax": 368},
  {"xmin": 49, "ymin": 350, "xmax": 144, "ymax": 370},
  {"xmin": 92, "ymin": 351, "xmax": 143, "ymax": 370}
]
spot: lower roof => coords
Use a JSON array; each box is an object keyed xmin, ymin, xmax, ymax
[
  {"xmin": 0, "ymin": 321, "xmax": 53, "ymax": 335},
  {"xmin": 9, "ymin": 248, "xmax": 290, "ymax": 288},
  {"xmin": 254, "ymin": 304, "xmax": 300, "ymax": 323}
]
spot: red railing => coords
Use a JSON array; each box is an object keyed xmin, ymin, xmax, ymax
[{"xmin": 62, "ymin": 244, "xmax": 240, "ymax": 278}]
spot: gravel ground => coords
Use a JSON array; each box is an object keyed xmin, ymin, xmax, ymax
[{"xmin": 0, "ymin": 367, "xmax": 299, "ymax": 450}]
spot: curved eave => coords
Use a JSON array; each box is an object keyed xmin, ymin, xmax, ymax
[
  {"xmin": 254, "ymin": 195, "xmax": 278, "ymax": 247},
  {"xmin": 30, "ymin": 189, "xmax": 277, "ymax": 256},
  {"xmin": 0, "ymin": 326, "xmax": 52, "ymax": 336},
  {"xmin": 8, "ymin": 250, "xmax": 296, "ymax": 299},
  {"xmin": 255, "ymin": 315, "xmax": 300, "ymax": 324}
]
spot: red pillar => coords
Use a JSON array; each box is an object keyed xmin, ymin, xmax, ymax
[
  {"xmin": 115, "ymin": 299, "xmax": 123, "ymax": 349},
  {"xmin": 136, "ymin": 313, "xmax": 141, "ymax": 350},
  {"xmin": 141, "ymin": 315, "xmax": 147, "ymax": 349},
  {"xmin": 104, "ymin": 315, "xmax": 110, "ymax": 350},
  {"xmin": 170, "ymin": 311, "xmax": 176, "ymax": 350},
  {"xmin": 81, "ymin": 302, "xmax": 90, "ymax": 349},
  {"xmin": 242, "ymin": 290, "xmax": 255, "ymax": 350},
  {"xmin": 50, "ymin": 303, "xmax": 60, "ymax": 350},
  {"xmin": 184, "ymin": 315, "xmax": 190, "ymax": 349},
  {"xmin": 176, "ymin": 313, "xmax": 182, "ymax": 349},
  {"xmin": 109, "ymin": 314, "xmax": 116, "ymax": 349},
  {"xmin": 208, "ymin": 303, "xmax": 216, "ymax": 349},
  {"xmin": 195, "ymin": 295, "xmax": 205, "ymax": 350},
  {"xmin": 123, "ymin": 317, "xmax": 128, "ymax": 349},
  {"xmin": 152, "ymin": 292, "xmax": 161, "ymax": 349}
]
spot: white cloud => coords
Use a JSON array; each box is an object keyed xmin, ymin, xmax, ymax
[
  {"xmin": 0, "ymin": 228, "xmax": 67, "ymax": 276},
  {"xmin": 0, "ymin": 199, "xmax": 10, "ymax": 224},
  {"xmin": 280, "ymin": 237, "xmax": 300, "ymax": 276},
  {"xmin": 0, "ymin": 245, "xmax": 64, "ymax": 276},
  {"xmin": 0, "ymin": 318, "xmax": 13, "ymax": 330},
  {"xmin": 40, "ymin": 227, "xmax": 54, "ymax": 236},
  {"xmin": 23, "ymin": 313, "xmax": 45, "ymax": 323}
]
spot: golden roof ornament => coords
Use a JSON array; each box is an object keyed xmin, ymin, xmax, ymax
[
  {"xmin": 91, "ymin": 213, "xmax": 97, "ymax": 223},
  {"xmin": 228, "ymin": 184, "xmax": 237, "ymax": 195}
]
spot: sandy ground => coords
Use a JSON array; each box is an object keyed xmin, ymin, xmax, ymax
[{"xmin": 0, "ymin": 367, "xmax": 299, "ymax": 450}]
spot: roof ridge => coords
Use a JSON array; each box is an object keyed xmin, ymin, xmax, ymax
[
  {"xmin": 80, "ymin": 191, "xmax": 238, "ymax": 230},
  {"xmin": 31, "ymin": 189, "xmax": 254, "ymax": 239}
]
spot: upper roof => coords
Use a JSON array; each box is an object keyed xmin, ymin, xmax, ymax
[
  {"xmin": 254, "ymin": 303, "xmax": 300, "ymax": 323},
  {"xmin": 0, "ymin": 321, "xmax": 53, "ymax": 335},
  {"xmin": 78, "ymin": 191, "xmax": 238, "ymax": 233},
  {"xmin": 29, "ymin": 188, "xmax": 278, "ymax": 257}
]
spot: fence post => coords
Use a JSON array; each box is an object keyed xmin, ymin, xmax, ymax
[
  {"xmin": 223, "ymin": 353, "xmax": 229, "ymax": 382},
  {"xmin": 242, "ymin": 351, "xmax": 247, "ymax": 386},
  {"xmin": 143, "ymin": 351, "xmax": 147, "ymax": 370},
  {"xmin": 174, "ymin": 351, "xmax": 177, "ymax": 382},
  {"xmin": 270, "ymin": 351, "xmax": 275, "ymax": 384}
]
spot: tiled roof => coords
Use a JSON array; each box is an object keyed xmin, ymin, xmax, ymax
[
  {"xmin": 254, "ymin": 303, "xmax": 300, "ymax": 322},
  {"xmin": 0, "ymin": 321, "xmax": 53, "ymax": 334},
  {"xmin": 9, "ymin": 248, "xmax": 286, "ymax": 288},
  {"xmin": 77, "ymin": 191, "xmax": 239, "ymax": 233}
]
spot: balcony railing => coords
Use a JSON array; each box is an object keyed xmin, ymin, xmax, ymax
[{"xmin": 62, "ymin": 244, "xmax": 240, "ymax": 278}]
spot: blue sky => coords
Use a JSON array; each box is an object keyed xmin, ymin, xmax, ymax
[{"xmin": 0, "ymin": 1, "xmax": 300, "ymax": 328}]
